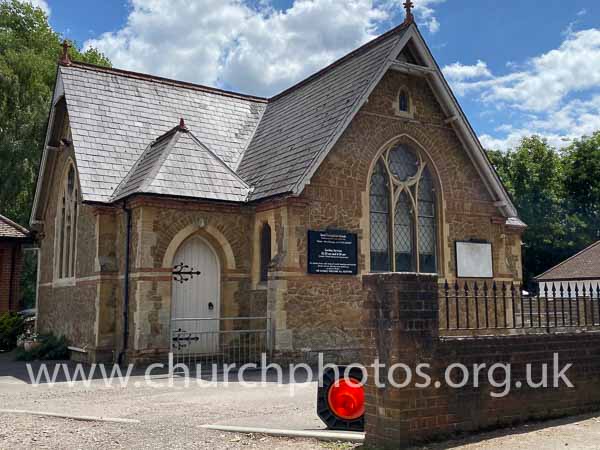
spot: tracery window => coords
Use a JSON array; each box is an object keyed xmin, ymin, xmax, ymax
[
  {"xmin": 369, "ymin": 144, "xmax": 438, "ymax": 273},
  {"xmin": 55, "ymin": 163, "xmax": 78, "ymax": 280}
]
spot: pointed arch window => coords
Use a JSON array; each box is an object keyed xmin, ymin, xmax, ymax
[
  {"xmin": 260, "ymin": 223, "xmax": 272, "ymax": 282},
  {"xmin": 55, "ymin": 163, "xmax": 79, "ymax": 280},
  {"xmin": 369, "ymin": 144, "xmax": 438, "ymax": 273}
]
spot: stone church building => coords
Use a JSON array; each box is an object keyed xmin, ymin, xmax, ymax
[{"xmin": 31, "ymin": 15, "xmax": 525, "ymax": 364}]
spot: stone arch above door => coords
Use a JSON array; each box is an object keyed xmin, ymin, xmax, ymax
[{"xmin": 162, "ymin": 223, "xmax": 237, "ymax": 272}]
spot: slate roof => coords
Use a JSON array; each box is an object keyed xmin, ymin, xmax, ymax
[
  {"xmin": 0, "ymin": 214, "xmax": 30, "ymax": 239},
  {"xmin": 60, "ymin": 64, "xmax": 266, "ymax": 203},
  {"xmin": 237, "ymin": 25, "xmax": 407, "ymax": 200},
  {"xmin": 55, "ymin": 23, "xmax": 409, "ymax": 205},
  {"xmin": 112, "ymin": 123, "xmax": 250, "ymax": 202},
  {"xmin": 41, "ymin": 19, "xmax": 519, "ymax": 222},
  {"xmin": 536, "ymin": 241, "xmax": 600, "ymax": 281}
]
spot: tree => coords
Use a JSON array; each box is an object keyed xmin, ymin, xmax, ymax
[
  {"xmin": 563, "ymin": 132, "xmax": 600, "ymax": 246},
  {"xmin": 0, "ymin": 0, "xmax": 110, "ymax": 226},
  {"xmin": 488, "ymin": 137, "xmax": 575, "ymax": 285}
]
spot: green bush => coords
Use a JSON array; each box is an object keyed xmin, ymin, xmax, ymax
[
  {"xmin": 0, "ymin": 313, "xmax": 25, "ymax": 351},
  {"xmin": 15, "ymin": 334, "xmax": 69, "ymax": 361}
]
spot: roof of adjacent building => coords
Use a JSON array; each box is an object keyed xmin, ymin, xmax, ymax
[
  {"xmin": 112, "ymin": 121, "xmax": 250, "ymax": 202},
  {"xmin": 535, "ymin": 241, "xmax": 600, "ymax": 281},
  {"xmin": 33, "ymin": 20, "xmax": 522, "ymax": 225},
  {"xmin": 0, "ymin": 214, "xmax": 30, "ymax": 239}
]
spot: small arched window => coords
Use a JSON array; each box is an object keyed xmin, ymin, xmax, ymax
[
  {"xmin": 55, "ymin": 163, "xmax": 78, "ymax": 280},
  {"xmin": 398, "ymin": 89, "xmax": 410, "ymax": 113},
  {"xmin": 259, "ymin": 223, "xmax": 272, "ymax": 282},
  {"xmin": 369, "ymin": 144, "xmax": 438, "ymax": 273}
]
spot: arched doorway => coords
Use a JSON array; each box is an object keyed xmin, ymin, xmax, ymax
[{"xmin": 171, "ymin": 235, "xmax": 220, "ymax": 355}]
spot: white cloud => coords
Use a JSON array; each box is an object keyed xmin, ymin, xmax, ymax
[
  {"xmin": 442, "ymin": 60, "xmax": 492, "ymax": 95},
  {"xmin": 445, "ymin": 28, "xmax": 600, "ymax": 151},
  {"xmin": 85, "ymin": 0, "xmax": 446, "ymax": 96},
  {"xmin": 413, "ymin": 0, "xmax": 444, "ymax": 33},
  {"xmin": 466, "ymin": 29, "xmax": 600, "ymax": 112},
  {"xmin": 85, "ymin": 0, "xmax": 395, "ymax": 97},
  {"xmin": 385, "ymin": 0, "xmax": 444, "ymax": 33},
  {"xmin": 20, "ymin": 0, "xmax": 50, "ymax": 15},
  {"xmin": 478, "ymin": 94, "xmax": 600, "ymax": 151}
]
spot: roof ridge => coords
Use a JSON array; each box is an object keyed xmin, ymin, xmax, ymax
[
  {"xmin": 141, "ymin": 129, "xmax": 182, "ymax": 193},
  {"xmin": 111, "ymin": 127, "xmax": 181, "ymax": 201},
  {"xmin": 65, "ymin": 61, "xmax": 269, "ymax": 103},
  {"xmin": 269, "ymin": 21, "xmax": 410, "ymax": 101},
  {"xmin": 0, "ymin": 214, "xmax": 30, "ymax": 235},
  {"xmin": 535, "ymin": 240, "xmax": 600, "ymax": 280},
  {"xmin": 185, "ymin": 131, "xmax": 251, "ymax": 191}
]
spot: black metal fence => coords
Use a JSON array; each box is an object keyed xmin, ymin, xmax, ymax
[{"xmin": 440, "ymin": 280, "xmax": 600, "ymax": 334}]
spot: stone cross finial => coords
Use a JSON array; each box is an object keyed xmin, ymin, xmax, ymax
[
  {"xmin": 59, "ymin": 40, "xmax": 72, "ymax": 66},
  {"xmin": 403, "ymin": 0, "xmax": 415, "ymax": 24}
]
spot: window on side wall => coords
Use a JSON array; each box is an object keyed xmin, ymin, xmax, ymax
[
  {"xmin": 260, "ymin": 223, "xmax": 272, "ymax": 283},
  {"xmin": 369, "ymin": 144, "xmax": 438, "ymax": 274},
  {"xmin": 55, "ymin": 163, "xmax": 79, "ymax": 281}
]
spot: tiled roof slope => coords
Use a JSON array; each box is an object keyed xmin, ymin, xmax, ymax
[
  {"xmin": 536, "ymin": 241, "xmax": 600, "ymax": 281},
  {"xmin": 112, "ymin": 124, "xmax": 250, "ymax": 203},
  {"xmin": 60, "ymin": 64, "xmax": 266, "ymax": 203},
  {"xmin": 238, "ymin": 26, "xmax": 407, "ymax": 200},
  {"xmin": 0, "ymin": 214, "xmax": 29, "ymax": 239}
]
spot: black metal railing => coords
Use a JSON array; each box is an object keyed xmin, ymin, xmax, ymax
[{"xmin": 440, "ymin": 280, "xmax": 600, "ymax": 334}]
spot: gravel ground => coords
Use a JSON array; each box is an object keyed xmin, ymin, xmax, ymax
[
  {"xmin": 2, "ymin": 353, "xmax": 600, "ymax": 449},
  {"xmin": 0, "ymin": 353, "xmax": 355, "ymax": 449}
]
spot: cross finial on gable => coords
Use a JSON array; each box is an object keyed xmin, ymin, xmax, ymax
[
  {"xmin": 59, "ymin": 40, "xmax": 72, "ymax": 66},
  {"xmin": 403, "ymin": 0, "xmax": 415, "ymax": 24}
]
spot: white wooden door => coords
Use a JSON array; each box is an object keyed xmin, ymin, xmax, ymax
[{"xmin": 171, "ymin": 236, "xmax": 220, "ymax": 354}]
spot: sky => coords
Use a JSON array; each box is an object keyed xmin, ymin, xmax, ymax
[{"xmin": 23, "ymin": 0, "xmax": 600, "ymax": 151}]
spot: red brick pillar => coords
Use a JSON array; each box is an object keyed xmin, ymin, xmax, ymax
[{"xmin": 362, "ymin": 273, "xmax": 439, "ymax": 449}]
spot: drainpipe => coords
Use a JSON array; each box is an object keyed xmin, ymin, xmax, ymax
[
  {"xmin": 118, "ymin": 203, "xmax": 132, "ymax": 366},
  {"xmin": 8, "ymin": 245, "xmax": 17, "ymax": 312}
]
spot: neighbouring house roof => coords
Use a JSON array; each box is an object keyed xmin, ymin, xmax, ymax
[
  {"xmin": 32, "ymin": 21, "xmax": 522, "ymax": 226},
  {"xmin": 0, "ymin": 214, "xmax": 30, "ymax": 239},
  {"xmin": 535, "ymin": 241, "xmax": 600, "ymax": 281},
  {"xmin": 112, "ymin": 121, "xmax": 250, "ymax": 203}
]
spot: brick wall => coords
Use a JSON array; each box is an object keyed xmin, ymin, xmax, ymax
[
  {"xmin": 0, "ymin": 241, "xmax": 24, "ymax": 313},
  {"xmin": 362, "ymin": 273, "xmax": 600, "ymax": 449}
]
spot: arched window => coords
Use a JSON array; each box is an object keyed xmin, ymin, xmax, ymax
[
  {"xmin": 55, "ymin": 163, "xmax": 78, "ymax": 280},
  {"xmin": 259, "ymin": 223, "xmax": 272, "ymax": 282},
  {"xmin": 369, "ymin": 144, "xmax": 438, "ymax": 273},
  {"xmin": 398, "ymin": 89, "xmax": 410, "ymax": 113}
]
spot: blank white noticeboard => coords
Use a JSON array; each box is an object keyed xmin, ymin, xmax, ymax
[{"xmin": 456, "ymin": 241, "xmax": 493, "ymax": 278}]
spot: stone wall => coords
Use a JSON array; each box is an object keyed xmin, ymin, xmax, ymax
[
  {"xmin": 362, "ymin": 273, "xmax": 600, "ymax": 449},
  {"xmin": 269, "ymin": 68, "xmax": 523, "ymax": 357},
  {"xmin": 36, "ymin": 140, "xmax": 101, "ymax": 354},
  {"xmin": 35, "ymin": 66, "xmax": 523, "ymax": 364},
  {"xmin": 121, "ymin": 197, "xmax": 262, "ymax": 362}
]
